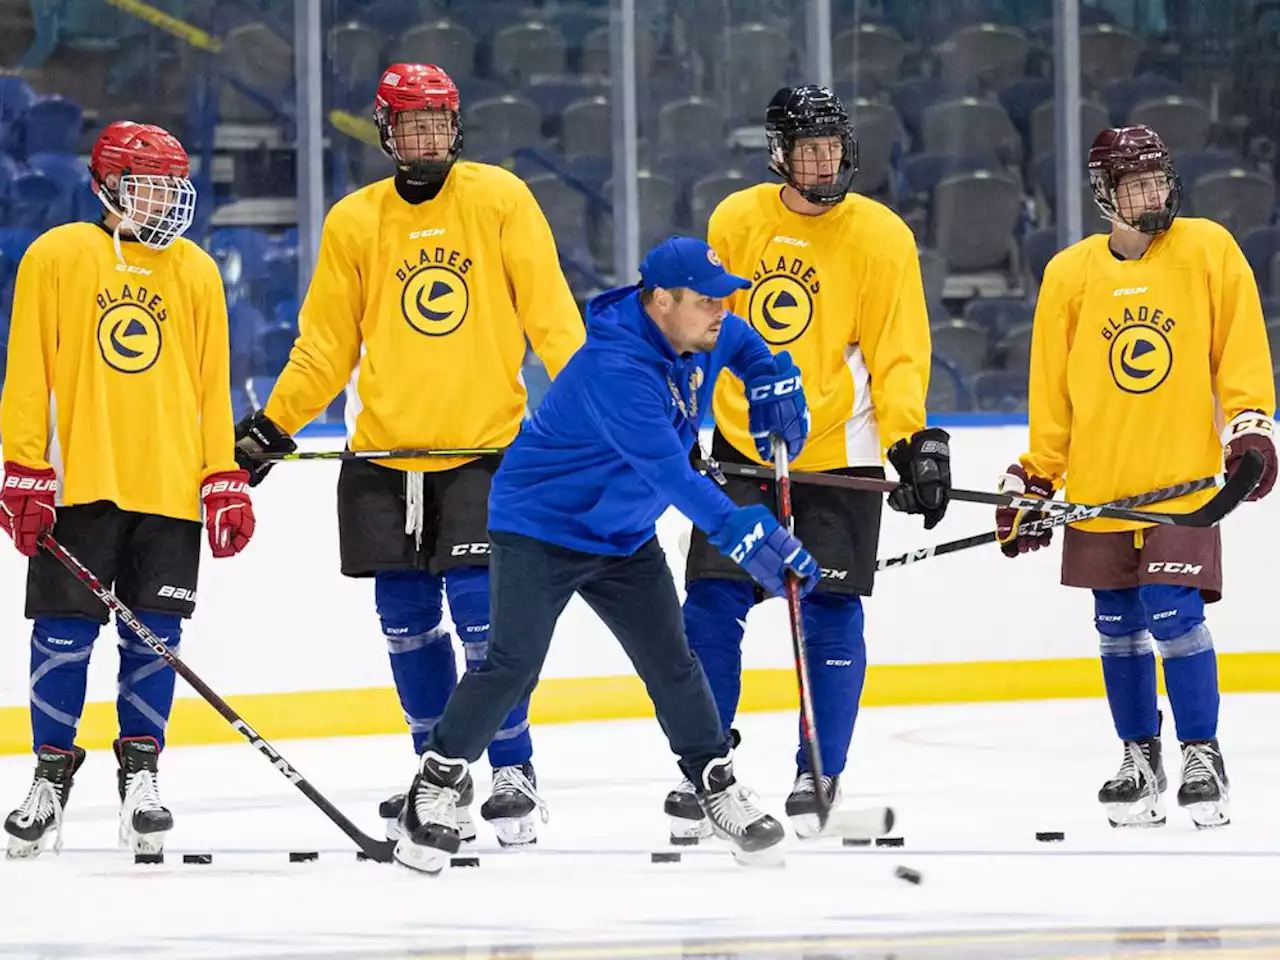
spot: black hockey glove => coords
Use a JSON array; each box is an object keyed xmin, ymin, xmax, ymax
[
  {"xmin": 886, "ymin": 427, "xmax": 951, "ymax": 530},
  {"xmin": 234, "ymin": 410, "xmax": 296, "ymax": 487}
]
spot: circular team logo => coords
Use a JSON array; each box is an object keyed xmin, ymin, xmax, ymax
[
  {"xmin": 748, "ymin": 274, "xmax": 813, "ymax": 345},
  {"xmin": 97, "ymin": 302, "xmax": 162, "ymax": 374},
  {"xmin": 401, "ymin": 265, "xmax": 469, "ymax": 337},
  {"xmin": 1109, "ymin": 325, "xmax": 1173, "ymax": 394},
  {"xmin": 706, "ymin": 249, "xmax": 722, "ymax": 266}
]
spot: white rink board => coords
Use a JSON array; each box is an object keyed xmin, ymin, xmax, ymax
[{"xmin": 0, "ymin": 425, "xmax": 1273, "ymax": 708}]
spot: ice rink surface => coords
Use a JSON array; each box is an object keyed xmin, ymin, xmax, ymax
[{"xmin": 2, "ymin": 695, "xmax": 1278, "ymax": 960}]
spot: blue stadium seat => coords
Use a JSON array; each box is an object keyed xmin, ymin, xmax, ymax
[
  {"xmin": 0, "ymin": 77, "xmax": 35, "ymax": 126},
  {"xmin": 1022, "ymin": 227, "xmax": 1062, "ymax": 286},
  {"xmin": 1241, "ymin": 227, "xmax": 1280, "ymax": 298},
  {"xmin": 900, "ymin": 152, "xmax": 995, "ymax": 200},
  {"xmin": 25, "ymin": 152, "xmax": 90, "ymax": 225},
  {"xmin": 0, "ymin": 227, "xmax": 40, "ymax": 264},
  {"xmin": 13, "ymin": 97, "xmax": 83, "ymax": 158},
  {"xmin": 209, "ymin": 227, "xmax": 273, "ymax": 288},
  {"xmin": 963, "ymin": 297, "xmax": 1035, "ymax": 341},
  {"xmin": 228, "ymin": 301, "xmax": 266, "ymax": 386},
  {"xmin": 253, "ymin": 323, "xmax": 296, "ymax": 377},
  {"xmin": 970, "ymin": 368, "xmax": 1029, "ymax": 412},
  {"xmin": 5, "ymin": 171, "xmax": 61, "ymax": 229}
]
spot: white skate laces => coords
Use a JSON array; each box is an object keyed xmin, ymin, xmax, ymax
[
  {"xmin": 119, "ymin": 769, "xmax": 165, "ymax": 844},
  {"xmin": 13, "ymin": 778, "xmax": 64, "ymax": 854},
  {"xmin": 705, "ymin": 782, "xmax": 767, "ymax": 837},
  {"xmin": 1182, "ymin": 742, "xmax": 1225, "ymax": 791},
  {"xmin": 1117, "ymin": 740, "xmax": 1157, "ymax": 791},
  {"xmin": 413, "ymin": 778, "xmax": 461, "ymax": 831},
  {"xmin": 491, "ymin": 765, "xmax": 550, "ymax": 824}
]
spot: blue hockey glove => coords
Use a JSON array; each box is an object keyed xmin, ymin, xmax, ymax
[
  {"xmin": 708, "ymin": 504, "xmax": 818, "ymax": 598},
  {"xmin": 746, "ymin": 350, "xmax": 809, "ymax": 462}
]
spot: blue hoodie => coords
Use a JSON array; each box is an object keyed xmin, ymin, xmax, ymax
[{"xmin": 489, "ymin": 285, "xmax": 775, "ymax": 555}]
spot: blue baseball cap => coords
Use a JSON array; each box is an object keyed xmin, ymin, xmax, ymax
[{"xmin": 639, "ymin": 236, "xmax": 752, "ymax": 299}]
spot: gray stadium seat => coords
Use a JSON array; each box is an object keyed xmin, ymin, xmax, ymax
[
  {"xmin": 596, "ymin": 170, "xmax": 680, "ymax": 267},
  {"xmin": 388, "ymin": 20, "xmax": 475, "ymax": 79},
  {"xmin": 848, "ymin": 99, "xmax": 904, "ymax": 195},
  {"xmin": 690, "ymin": 170, "xmax": 750, "ymax": 238},
  {"xmin": 526, "ymin": 172, "xmax": 590, "ymax": 257},
  {"xmin": 934, "ymin": 171, "xmax": 1022, "ymax": 272},
  {"xmin": 219, "ymin": 22, "xmax": 293, "ymax": 122},
  {"xmin": 1189, "ymin": 169, "xmax": 1277, "ymax": 237},
  {"xmin": 832, "ymin": 23, "xmax": 906, "ymax": 89},
  {"xmin": 492, "ymin": 22, "xmax": 568, "ymax": 82},
  {"xmin": 918, "ymin": 248, "xmax": 947, "ymax": 306},
  {"xmin": 922, "ymin": 97, "xmax": 1022, "ymax": 165},
  {"xmin": 936, "ymin": 23, "xmax": 1029, "ymax": 95},
  {"xmin": 930, "ymin": 319, "xmax": 990, "ymax": 376},
  {"xmin": 927, "ymin": 357, "xmax": 965, "ymax": 413},
  {"xmin": 1079, "ymin": 24, "xmax": 1142, "ymax": 95},
  {"xmin": 328, "ymin": 22, "xmax": 385, "ymax": 91},
  {"xmin": 1128, "ymin": 97, "xmax": 1210, "ymax": 153},
  {"xmin": 582, "ymin": 24, "xmax": 655, "ymax": 80},
  {"xmin": 658, "ymin": 98, "xmax": 724, "ymax": 157},
  {"xmin": 562, "ymin": 96, "xmax": 612, "ymax": 159},
  {"xmin": 720, "ymin": 23, "xmax": 791, "ymax": 126},
  {"xmin": 1029, "ymin": 99, "xmax": 1109, "ymax": 163},
  {"xmin": 464, "ymin": 95, "xmax": 542, "ymax": 159},
  {"xmin": 999, "ymin": 322, "xmax": 1035, "ymax": 375}
]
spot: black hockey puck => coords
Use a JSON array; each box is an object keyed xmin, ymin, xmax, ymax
[
  {"xmin": 289, "ymin": 851, "xmax": 320, "ymax": 863},
  {"xmin": 842, "ymin": 838, "xmax": 872, "ymax": 847},
  {"xmin": 451, "ymin": 856, "xmax": 480, "ymax": 868},
  {"xmin": 668, "ymin": 835, "xmax": 700, "ymax": 847},
  {"xmin": 875, "ymin": 836, "xmax": 905, "ymax": 847},
  {"xmin": 1036, "ymin": 831, "xmax": 1066, "ymax": 842},
  {"xmin": 356, "ymin": 851, "xmax": 371, "ymax": 861},
  {"xmin": 134, "ymin": 852, "xmax": 164, "ymax": 865},
  {"xmin": 182, "ymin": 853, "xmax": 212, "ymax": 865},
  {"xmin": 651, "ymin": 851, "xmax": 682, "ymax": 863},
  {"xmin": 894, "ymin": 865, "xmax": 923, "ymax": 885}
]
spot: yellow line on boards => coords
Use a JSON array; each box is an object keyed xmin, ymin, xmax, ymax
[
  {"xmin": 1, "ymin": 654, "xmax": 1279, "ymax": 755},
  {"xmin": 103, "ymin": 0, "xmax": 222, "ymax": 52}
]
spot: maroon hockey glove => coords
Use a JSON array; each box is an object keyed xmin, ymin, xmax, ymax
[
  {"xmin": 202, "ymin": 469, "xmax": 255, "ymax": 558},
  {"xmin": 0, "ymin": 461, "xmax": 57, "ymax": 557},
  {"xmin": 994, "ymin": 464, "xmax": 1054, "ymax": 558},
  {"xmin": 1223, "ymin": 412, "xmax": 1276, "ymax": 501}
]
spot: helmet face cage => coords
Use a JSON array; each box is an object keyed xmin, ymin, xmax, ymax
[
  {"xmin": 1088, "ymin": 127, "xmax": 1181, "ymax": 235},
  {"xmin": 766, "ymin": 87, "xmax": 859, "ymax": 206},
  {"xmin": 375, "ymin": 103, "xmax": 462, "ymax": 184}
]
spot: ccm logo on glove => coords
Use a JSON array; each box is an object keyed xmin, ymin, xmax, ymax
[
  {"xmin": 728, "ymin": 520, "xmax": 766, "ymax": 564},
  {"xmin": 748, "ymin": 375, "xmax": 801, "ymax": 402}
]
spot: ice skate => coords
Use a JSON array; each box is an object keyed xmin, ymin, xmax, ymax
[
  {"xmin": 1098, "ymin": 733, "xmax": 1167, "ymax": 827},
  {"xmin": 115, "ymin": 737, "xmax": 173, "ymax": 854},
  {"xmin": 481, "ymin": 762, "xmax": 547, "ymax": 847},
  {"xmin": 380, "ymin": 768, "xmax": 476, "ymax": 843},
  {"xmin": 1177, "ymin": 739, "xmax": 1230, "ymax": 829},
  {"xmin": 664, "ymin": 776, "xmax": 712, "ymax": 845},
  {"xmin": 393, "ymin": 750, "xmax": 469, "ymax": 874},
  {"xmin": 4, "ymin": 745, "xmax": 85, "ymax": 859},
  {"xmin": 784, "ymin": 770, "xmax": 842, "ymax": 839},
  {"xmin": 697, "ymin": 754, "xmax": 785, "ymax": 867}
]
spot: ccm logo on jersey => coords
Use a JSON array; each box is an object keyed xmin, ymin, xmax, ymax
[
  {"xmin": 157, "ymin": 585, "xmax": 197, "ymax": 601},
  {"xmin": 115, "ymin": 264, "xmax": 153, "ymax": 276},
  {"xmin": 748, "ymin": 375, "xmax": 801, "ymax": 401},
  {"xmin": 201, "ymin": 478, "xmax": 249, "ymax": 497},
  {"xmin": 772, "ymin": 236, "xmax": 809, "ymax": 248},
  {"xmin": 729, "ymin": 521, "xmax": 766, "ymax": 563},
  {"xmin": 1148, "ymin": 562, "xmax": 1203, "ymax": 575},
  {"xmin": 409, "ymin": 228, "xmax": 445, "ymax": 239},
  {"xmin": 4, "ymin": 475, "xmax": 56, "ymax": 492},
  {"xmin": 1112, "ymin": 286, "xmax": 1147, "ymax": 296},
  {"xmin": 450, "ymin": 542, "xmax": 490, "ymax": 557}
]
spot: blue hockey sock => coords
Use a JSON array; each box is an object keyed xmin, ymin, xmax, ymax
[
  {"xmin": 30, "ymin": 617, "xmax": 99, "ymax": 752},
  {"xmin": 796, "ymin": 592, "xmax": 865, "ymax": 777},
  {"xmin": 116, "ymin": 613, "xmax": 182, "ymax": 748},
  {"xmin": 1094, "ymin": 588, "xmax": 1159, "ymax": 741},
  {"xmin": 376, "ymin": 571, "xmax": 457, "ymax": 754},
  {"xmin": 1142, "ymin": 583, "xmax": 1218, "ymax": 742},
  {"xmin": 446, "ymin": 566, "xmax": 532, "ymax": 768},
  {"xmin": 683, "ymin": 578, "xmax": 754, "ymax": 731}
]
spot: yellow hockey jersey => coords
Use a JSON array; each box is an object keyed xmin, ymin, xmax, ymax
[
  {"xmin": 264, "ymin": 162, "xmax": 585, "ymax": 472},
  {"xmin": 1022, "ymin": 217, "xmax": 1274, "ymax": 531},
  {"xmin": 0, "ymin": 222, "xmax": 237, "ymax": 523},
  {"xmin": 706, "ymin": 184, "xmax": 931, "ymax": 471}
]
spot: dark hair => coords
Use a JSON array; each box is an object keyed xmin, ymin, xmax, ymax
[{"xmin": 640, "ymin": 287, "xmax": 682, "ymax": 305}]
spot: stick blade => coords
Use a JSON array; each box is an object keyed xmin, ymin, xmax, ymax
[
  {"xmin": 359, "ymin": 839, "xmax": 397, "ymax": 863},
  {"xmin": 1186, "ymin": 448, "xmax": 1265, "ymax": 526},
  {"xmin": 819, "ymin": 804, "xmax": 895, "ymax": 841}
]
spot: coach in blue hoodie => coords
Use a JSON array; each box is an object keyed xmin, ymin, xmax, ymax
[{"xmin": 391, "ymin": 237, "xmax": 818, "ymax": 872}]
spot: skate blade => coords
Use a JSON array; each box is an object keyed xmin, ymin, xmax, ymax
[
  {"xmin": 731, "ymin": 844, "xmax": 786, "ymax": 869},
  {"xmin": 130, "ymin": 832, "xmax": 168, "ymax": 855},
  {"xmin": 789, "ymin": 813, "xmax": 823, "ymax": 840},
  {"xmin": 489, "ymin": 815, "xmax": 538, "ymax": 848},
  {"xmin": 1186, "ymin": 800, "xmax": 1231, "ymax": 829},
  {"xmin": 392, "ymin": 836, "xmax": 450, "ymax": 875},
  {"xmin": 668, "ymin": 816, "xmax": 712, "ymax": 845},
  {"xmin": 5, "ymin": 835, "xmax": 47, "ymax": 860},
  {"xmin": 1105, "ymin": 798, "xmax": 1166, "ymax": 828}
]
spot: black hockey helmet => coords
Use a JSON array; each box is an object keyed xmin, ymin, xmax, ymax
[{"xmin": 766, "ymin": 84, "xmax": 858, "ymax": 206}]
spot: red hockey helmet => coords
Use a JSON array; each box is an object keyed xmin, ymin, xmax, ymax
[
  {"xmin": 373, "ymin": 63, "xmax": 462, "ymax": 186},
  {"xmin": 90, "ymin": 121, "xmax": 195, "ymax": 249},
  {"xmin": 1087, "ymin": 125, "xmax": 1181, "ymax": 235}
]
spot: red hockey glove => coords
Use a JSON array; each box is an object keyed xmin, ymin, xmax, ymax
[
  {"xmin": 1223, "ymin": 411, "xmax": 1276, "ymax": 502},
  {"xmin": 202, "ymin": 469, "xmax": 255, "ymax": 558},
  {"xmin": 994, "ymin": 464, "xmax": 1054, "ymax": 558},
  {"xmin": 0, "ymin": 461, "xmax": 57, "ymax": 556}
]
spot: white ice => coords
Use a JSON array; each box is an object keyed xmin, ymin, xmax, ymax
[{"xmin": 1, "ymin": 695, "xmax": 1277, "ymax": 959}]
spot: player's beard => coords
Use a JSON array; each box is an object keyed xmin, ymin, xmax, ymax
[{"xmin": 690, "ymin": 324, "xmax": 721, "ymax": 353}]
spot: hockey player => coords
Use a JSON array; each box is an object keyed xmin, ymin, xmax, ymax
[
  {"xmin": 0, "ymin": 121, "xmax": 254, "ymax": 858},
  {"xmin": 233, "ymin": 63, "xmax": 584, "ymax": 848},
  {"xmin": 996, "ymin": 125, "xmax": 1276, "ymax": 829},
  {"xmin": 390, "ymin": 235, "xmax": 814, "ymax": 874},
  {"xmin": 670, "ymin": 85, "xmax": 950, "ymax": 842}
]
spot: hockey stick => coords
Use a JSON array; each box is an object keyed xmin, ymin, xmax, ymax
[
  {"xmin": 876, "ymin": 472, "xmax": 1225, "ymax": 570},
  {"xmin": 35, "ymin": 532, "xmax": 397, "ymax": 864},
  {"xmin": 251, "ymin": 446, "xmax": 504, "ymax": 463},
  {"xmin": 772, "ymin": 439, "xmax": 894, "ymax": 842},
  {"xmin": 708, "ymin": 448, "xmax": 1264, "ymax": 529}
]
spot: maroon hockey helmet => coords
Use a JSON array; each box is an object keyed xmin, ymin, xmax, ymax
[{"xmin": 1087, "ymin": 125, "xmax": 1181, "ymax": 234}]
